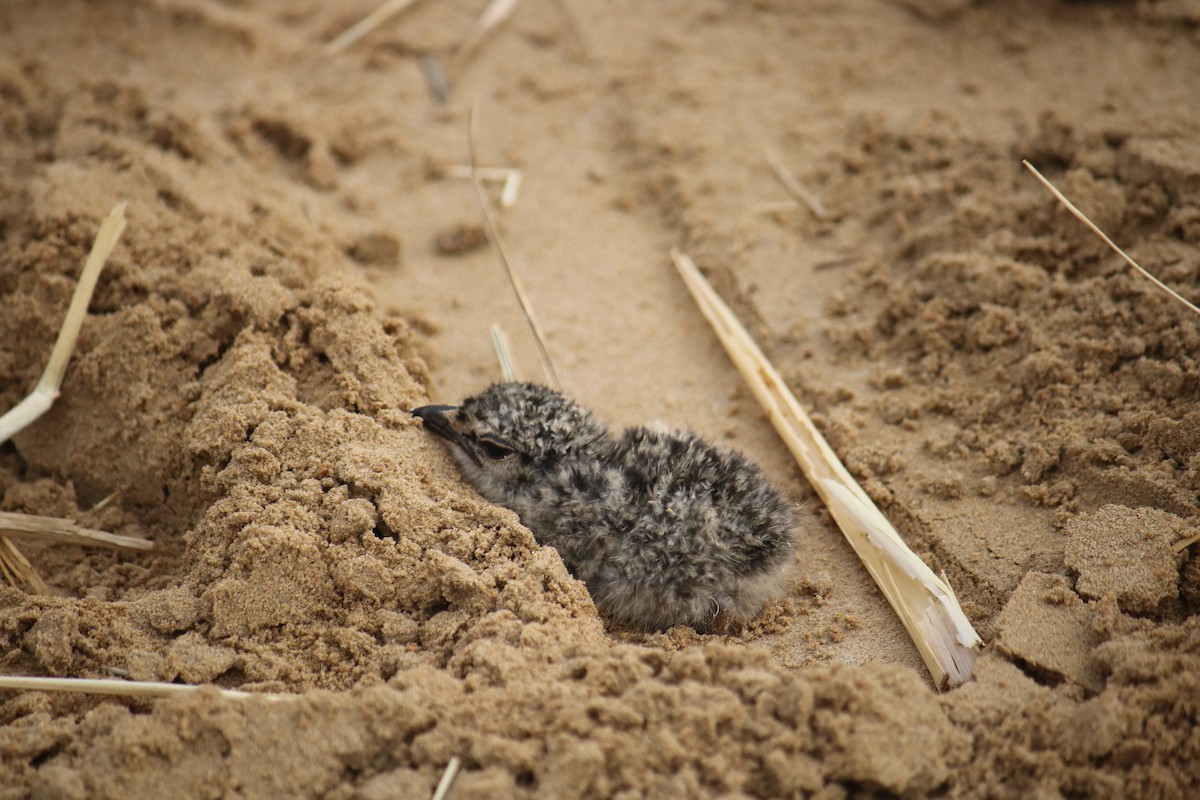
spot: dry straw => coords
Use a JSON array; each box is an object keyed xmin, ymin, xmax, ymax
[
  {"xmin": 1023, "ymin": 162, "xmax": 1200, "ymax": 552},
  {"xmin": 671, "ymin": 249, "xmax": 981, "ymax": 690},
  {"xmin": 1023, "ymin": 160, "xmax": 1200, "ymax": 319},
  {"xmin": 324, "ymin": 0, "xmax": 424, "ymax": 55},
  {"xmin": 0, "ymin": 511, "xmax": 155, "ymax": 552},
  {"xmin": 432, "ymin": 757, "xmax": 463, "ymax": 800},
  {"xmin": 443, "ymin": 165, "xmax": 523, "ymax": 209},
  {"xmin": 0, "ymin": 537, "xmax": 46, "ymax": 594},
  {"xmin": 0, "ymin": 675, "xmax": 288, "ymax": 701},
  {"xmin": 0, "ymin": 202, "xmax": 128, "ymax": 592},
  {"xmin": 450, "ymin": 0, "xmax": 524, "ymax": 74},
  {"xmin": 763, "ymin": 146, "xmax": 829, "ymax": 219},
  {"xmin": 491, "ymin": 323, "xmax": 518, "ymax": 382},
  {"xmin": 468, "ymin": 106, "xmax": 560, "ymax": 387},
  {"xmin": 0, "ymin": 203, "xmax": 127, "ymax": 444},
  {"xmin": 1175, "ymin": 530, "xmax": 1200, "ymax": 553}
]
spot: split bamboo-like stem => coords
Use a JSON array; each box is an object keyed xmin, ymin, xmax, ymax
[{"xmin": 672, "ymin": 248, "xmax": 981, "ymax": 690}]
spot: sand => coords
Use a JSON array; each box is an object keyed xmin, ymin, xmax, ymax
[{"xmin": 1, "ymin": 0, "xmax": 1198, "ymax": 797}]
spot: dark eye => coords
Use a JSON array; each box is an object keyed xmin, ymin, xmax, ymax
[{"xmin": 478, "ymin": 437, "xmax": 514, "ymax": 460}]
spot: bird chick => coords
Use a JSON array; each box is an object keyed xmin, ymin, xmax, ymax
[{"xmin": 412, "ymin": 383, "xmax": 796, "ymax": 633}]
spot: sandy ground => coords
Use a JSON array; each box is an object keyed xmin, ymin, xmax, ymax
[{"xmin": 1, "ymin": 0, "xmax": 1199, "ymax": 797}]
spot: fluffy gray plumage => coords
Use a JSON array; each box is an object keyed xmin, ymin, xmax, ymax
[{"xmin": 412, "ymin": 383, "xmax": 796, "ymax": 632}]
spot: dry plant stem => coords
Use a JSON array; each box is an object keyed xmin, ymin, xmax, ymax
[
  {"xmin": 1174, "ymin": 531, "xmax": 1200, "ymax": 553},
  {"xmin": 90, "ymin": 490, "xmax": 120, "ymax": 511},
  {"xmin": 431, "ymin": 757, "xmax": 462, "ymax": 800},
  {"xmin": 1025, "ymin": 164, "xmax": 1200, "ymax": 550},
  {"xmin": 0, "ymin": 550, "xmax": 12, "ymax": 585},
  {"xmin": 324, "ymin": 0, "xmax": 423, "ymax": 55},
  {"xmin": 450, "ymin": 0, "xmax": 524, "ymax": 74},
  {"xmin": 499, "ymin": 170, "xmax": 523, "ymax": 209},
  {"xmin": 443, "ymin": 165, "xmax": 522, "ymax": 208},
  {"xmin": 0, "ymin": 537, "xmax": 48, "ymax": 594},
  {"xmin": 0, "ymin": 675, "xmax": 291, "ymax": 701},
  {"xmin": 764, "ymin": 146, "xmax": 829, "ymax": 219},
  {"xmin": 0, "ymin": 202, "xmax": 127, "ymax": 444},
  {"xmin": 468, "ymin": 106, "xmax": 560, "ymax": 387},
  {"xmin": 0, "ymin": 511, "xmax": 154, "ymax": 551},
  {"xmin": 1023, "ymin": 160, "xmax": 1200, "ymax": 318},
  {"xmin": 671, "ymin": 249, "xmax": 981, "ymax": 690},
  {"xmin": 0, "ymin": 201, "xmax": 127, "ymax": 593},
  {"xmin": 491, "ymin": 324, "xmax": 518, "ymax": 382}
]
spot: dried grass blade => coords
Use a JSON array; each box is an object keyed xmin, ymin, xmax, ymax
[
  {"xmin": 468, "ymin": 105, "xmax": 560, "ymax": 387},
  {"xmin": 450, "ymin": 0, "xmax": 524, "ymax": 73},
  {"xmin": 1023, "ymin": 160, "xmax": 1200, "ymax": 318},
  {"xmin": 0, "ymin": 675, "xmax": 290, "ymax": 701},
  {"xmin": 499, "ymin": 169, "xmax": 522, "ymax": 209},
  {"xmin": 0, "ymin": 203, "xmax": 126, "ymax": 593},
  {"xmin": 431, "ymin": 757, "xmax": 462, "ymax": 800},
  {"xmin": 443, "ymin": 165, "xmax": 523, "ymax": 207},
  {"xmin": 490, "ymin": 324, "xmax": 518, "ymax": 382},
  {"xmin": 0, "ymin": 202, "xmax": 127, "ymax": 444},
  {"xmin": 0, "ymin": 511, "xmax": 155, "ymax": 551},
  {"xmin": 0, "ymin": 537, "xmax": 49, "ymax": 594},
  {"xmin": 764, "ymin": 146, "xmax": 829, "ymax": 219},
  {"xmin": 671, "ymin": 249, "xmax": 981, "ymax": 690},
  {"xmin": 0, "ymin": 551, "xmax": 16, "ymax": 585},
  {"xmin": 325, "ymin": 0, "xmax": 423, "ymax": 55},
  {"xmin": 1173, "ymin": 531, "xmax": 1200, "ymax": 553}
]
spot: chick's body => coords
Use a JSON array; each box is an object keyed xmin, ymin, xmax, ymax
[{"xmin": 413, "ymin": 383, "xmax": 796, "ymax": 632}]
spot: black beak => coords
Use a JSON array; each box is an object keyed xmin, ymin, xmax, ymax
[{"xmin": 411, "ymin": 404, "xmax": 482, "ymax": 466}]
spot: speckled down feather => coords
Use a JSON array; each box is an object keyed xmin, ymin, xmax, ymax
[{"xmin": 413, "ymin": 383, "xmax": 797, "ymax": 632}]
